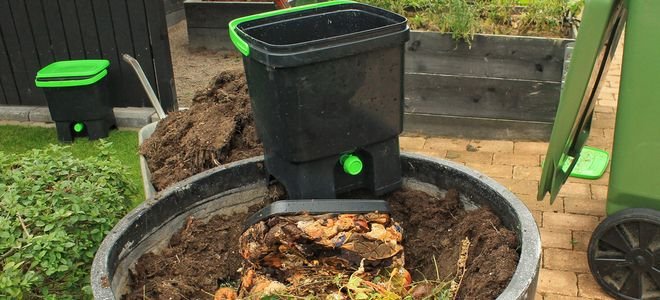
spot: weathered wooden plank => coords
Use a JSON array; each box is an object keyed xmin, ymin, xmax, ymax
[
  {"xmin": 59, "ymin": 0, "xmax": 85, "ymax": 59},
  {"xmin": 166, "ymin": 9, "xmax": 186, "ymax": 27},
  {"xmin": 0, "ymin": 0, "xmax": 33, "ymax": 105},
  {"xmin": 93, "ymin": 0, "xmax": 122, "ymax": 106},
  {"xmin": 0, "ymin": 30, "xmax": 15, "ymax": 105},
  {"xmin": 187, "ymin": 27, "xmax": 238, "ymax": 51},
  {"xmin": 92, "ymin": 0, "xmax": 119, "ymax": 63},
  {"xmin": 405, "ymin": 32, "xmax": 573, "ymax": 82},
  {"xmin": 127, "ymin": 0, "xmax": 157, "ymax": 107},
  {"xmin": 403, "ymin": 113, "xmax": 552, "ymax": 141},
  {"xmin": 43, "ymin": 0, "xmax": 70, "ymax": 60},
  {"xmin": 109, "ymin": 0, "xmax": 137, "ymax": 107},
  {"xmin": 8, "ymin": 0, "xmax": 45, "ymax": 105},
  {"xmin": 404, "ymin": 73, "xmax": 560, "ymax": 122},
  {"xmin": 25, "ymin": 0, "xmax": 54, "ymax": 65},
  {"xmin": 9, "ymin": 0, "xmax": 40, "ymax": 72},
  {"xmin": 185, "ymin": 1, "xmax": 275, "ymax": 51},
  {"xmin": 163, "ymin": 0, "xmax": 184, "ymax": 13},
  {"xmin": 108, "ymin": 0, "xmax": 134, "ymax": 56},
  {"xmin": 0, "ymin": 77, "xmax": 6, "ymax": 105},
  {"xmin": 407, "ymin": 32, "xmax": 571, "ymax": 64},
  {"xmin": 164, "ymin": 0, "xmax": 185, "ymax": 26},
  {"xmin": 76, "ymin": 0, "xmax": 102, "ymax": 58},
  {"xmin": 185, "ymin": 1, "xmax": 274, "ymax": 28},
  {"xmin": 145, "ymin": 0, "xmax": 177, "ymax": 111}
]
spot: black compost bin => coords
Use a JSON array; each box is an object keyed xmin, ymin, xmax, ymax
[
  {"xmin": 35, "ymin": 60, "xmax": 116, "ymax": 143},
  {"xmin": 229, "ymin": 0, "xmax": 410, "ymax": 199}
]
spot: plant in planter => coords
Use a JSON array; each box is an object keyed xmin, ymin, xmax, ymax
[
  {"xmin": 360, "ymin": 0, "xmax": 583, "ymax": 140},
  {"xmin": 362, "ymin": 0, "xmax": 583, "ymax": 38},
  {"xmin": 184, "ymin": 0, "xmax": 582, "ymax": 140}
]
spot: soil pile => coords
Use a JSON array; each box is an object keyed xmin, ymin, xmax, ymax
[
  {"xmin": 140, "ymin": 70, "xmax": 263, "ymax": 191},
  {"xmin": 388, "ymin": 189, "xmax": 519, "ymax": 299},
  {"xmin": 125, "ymin": 188, "xmax": 519, "ymax": 300},
  {"xmin": 124, "ymin": 212, "xmax": 250, "ymax": 299}
]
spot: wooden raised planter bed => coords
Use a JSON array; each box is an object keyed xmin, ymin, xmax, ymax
[
  {"xmin": 404, "ymin": 32, "xmax": 573, "ymax": 140},
  {"xmin": 184, "ymin": 0, "xmax": 275, "ymax": 50},
  {"xmin": 183, "ymin": 2, "xmax": 574, "ymax": 140},
  {"xmin": 164, "ymin": 0, "xmax": 186, "ymax": 26}
]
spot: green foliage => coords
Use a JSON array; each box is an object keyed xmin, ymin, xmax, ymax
[
  {"xmin": 0, "ymin": 125, "xmax": 143, "ymax": 206},
  {"xmin": 437, "ymin": 0, "xmax": 480, "ymax": 43},
  {"xmin": 360, "ymin": 0, "xmax": 585, "ymax": 42},
  {"xmin": 0, "ymin": 142, "xmax": 135, "ymax": 299},
  {"xmin": 480, "ymin": 0, "xmax": 518, "ymax": 26},
  {"xmin": 520, "ymin": 0, "xmax": 567, "ymax": 33}
]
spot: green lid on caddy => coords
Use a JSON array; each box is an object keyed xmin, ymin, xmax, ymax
[{"xmin": 35, "ymin": 60, "xmax": 110, "ymax": 88}]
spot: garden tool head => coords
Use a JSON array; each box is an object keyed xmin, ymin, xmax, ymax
[{"xmin": 273, "ymin": 0, "xmax": 291, "ymax": 9}]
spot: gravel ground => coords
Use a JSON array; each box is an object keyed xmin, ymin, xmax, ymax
[{"xmin": 169, "ymin": 20, "xmax": 244, "ymax": 107}]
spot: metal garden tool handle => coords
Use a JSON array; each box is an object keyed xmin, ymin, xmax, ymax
[
  {"xmin": 121, "ymin": 54, "xmax": 167, "ymax": 120},
  {"xmin": 244, "ymin": 199, "xmax": 390, "ymax": 229}
]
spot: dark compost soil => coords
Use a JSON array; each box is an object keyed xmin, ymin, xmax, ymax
[
  {"xmin": 140, "ymin": 69, "xmax": 263, "ymax": 191},
  {"xmin": 388, "ymin": 189, "xmax": 520, "ymax": 299},
  {"xmin": 125, "ymin": 188, "xmax": 519, "ymax": 300}
]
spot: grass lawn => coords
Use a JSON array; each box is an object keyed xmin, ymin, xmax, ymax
[{"xmin": 0, "ymin": 124, "xmax": 144, "ymax": 206}]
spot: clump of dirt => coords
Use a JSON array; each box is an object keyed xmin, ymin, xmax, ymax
[
  {"xmin": 125, "ymin": 188, "xmax": 519, "ymax": 300},
  {"xmin": 124, "ymin": 185, "xmax": 285, "ymax": 300},
  {"xmin": 140, "ymin": 69, "xmax": 263, "ymax": 191},
  {"xmin": 388, "ymin": 189, "xmax": 519, "ymax": 299},
  {"xmin": 124, "ymin": 212, "xmax": 250, "ymax": 299}
]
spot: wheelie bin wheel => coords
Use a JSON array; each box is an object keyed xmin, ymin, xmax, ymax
[{"xmin": 588, "ymin": 208, "xmax": 660, "ymax": 299}]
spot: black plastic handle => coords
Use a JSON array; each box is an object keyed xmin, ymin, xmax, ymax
[{"xmin": 244, "ymin": 199, "xmax": 390, "ymax": 229}]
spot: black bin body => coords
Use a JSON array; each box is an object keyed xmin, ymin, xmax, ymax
[{"xmin": 233, "ymin": 2, "xmax": 410, "ymax": 198}]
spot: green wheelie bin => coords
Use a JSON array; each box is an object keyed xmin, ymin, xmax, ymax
[{"xmin": 538, "ymin": 0, "xmax": 660, "ymax": 298}]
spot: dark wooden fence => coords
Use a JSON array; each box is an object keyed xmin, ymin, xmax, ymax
[{"xmin": 0, "ymin": 0, "xmax": 177, "ymax": 110}]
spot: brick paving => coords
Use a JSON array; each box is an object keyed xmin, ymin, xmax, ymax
[{"xmin": 400, "ymin": 42, "xmax": 624, "ymax": 300}]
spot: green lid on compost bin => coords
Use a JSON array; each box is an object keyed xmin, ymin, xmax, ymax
[{"xmin": 35, "ymin": 60, "xmax": 110, "ymax": 88}]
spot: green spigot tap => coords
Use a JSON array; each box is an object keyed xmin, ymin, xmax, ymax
[{"xmin": 340, "ymin": 153, "xmax": 363, "ymax": 176}]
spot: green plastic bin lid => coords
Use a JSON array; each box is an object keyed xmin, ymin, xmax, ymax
[
  {"xmin": 538, "ymin": 0, "xmax": 624, "ymax": 203},
  {"xmin": 544, "ymin": 146, "xmax": 610, "ymax": 180},
  {"xmin": 35, "ymin": 59, "xmax": 110, "ymax": 88}
]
